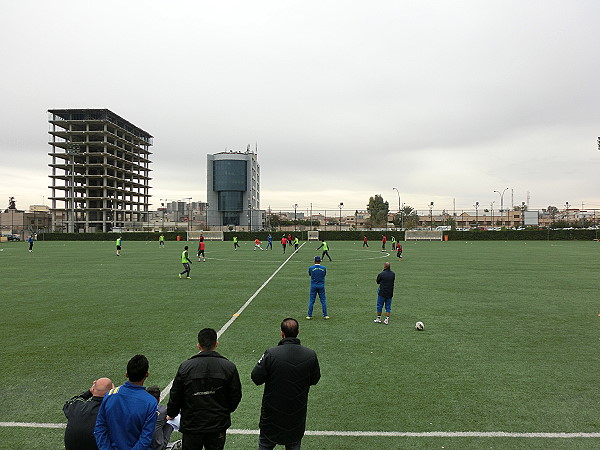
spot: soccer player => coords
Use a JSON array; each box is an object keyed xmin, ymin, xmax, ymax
[
  {"xmin": 390, "ymin": 235, "xmax": 396, "ymax": 250},
  {"xmin": 316, "ymin": 239, "xmax": 331, "ymax": 261},
  {"xmin": 396, "ymin": 242, "xmax": 403, "ymax": 260},
  {"xmin": 307, "ymin": 256, "xmax": 329, "ymax": 320},
  {"xmin": 254, "ymin": 238, "xmax": 264, "ymax": 251},
  {"xmin": 116, "ymin": 236, "xmax": 122, "ymax": 256},
  {"xmin": 281, "ymin": 235, "xmax": 287, "ymax": 253},
  {"xmin": 374, "ymin": 262, "xmax": 395, "ymax": 325},
  {"xmin": 159, "ymin": 234, "xmax": 165, "ymax": 248},
  {"xmin": 381, "ymin": 235, "xmax": 387, "ymax": 252},
  {"xmin": 363, "ymin": 235, "xmax": 369, "ymax": 247},
  {"xmin": 233, "ymin": 236, "xmax": 240, "ymax": 250},
  {"xmin": 266, "ymin": 234, "xmax": 273, "ymax": 250},
  {"xmin": 293, "ymin": 236, "xmax": 299, "ymax": 252},
  {"xmin": 197, "ymin": 240, "xmax": 206, "ymax": 262},
  {"xmin": 27, "ymin": 235, "xmax": 34, "ymax": 252},
  {"xmin": 179, "ymin": 246, "xmax": 192, "ymax": 279}
]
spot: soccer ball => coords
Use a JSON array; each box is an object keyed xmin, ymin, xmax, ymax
[{"xmin": 415, "ymin": 321, "xmax": 424, "ymax": 331}]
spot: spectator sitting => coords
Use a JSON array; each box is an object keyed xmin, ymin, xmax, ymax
[{"xmin": 146, "ymin": 385, "xmax": 174, "ymax": 450}]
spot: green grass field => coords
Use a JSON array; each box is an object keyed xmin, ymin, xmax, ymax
[{"xmin": 0, "ymin": 238, "xmax": 598, "ymax": 449}]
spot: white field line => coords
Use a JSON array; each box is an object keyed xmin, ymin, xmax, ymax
[
  {"xmin": 1, "ymin": 423, "xmax": 599, "ymax": 439},
  {"xmin": 159, "ymin": 243, "xmax": 306, "ymax": 401}
]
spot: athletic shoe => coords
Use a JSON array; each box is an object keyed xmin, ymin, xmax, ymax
[
  {"xmin": 186, "ymin": 276, "xmax": 191, "ymax": 279},
  {"xmin": 374, "ymin": 318, "xmax": 382, "ymax": 323},
  {"xmin": 323, "ymin": 316, "xmax": 330, "ymax": 320},
  {"xmin": 178, "ymin": 274, "xmax": 182, "ymax": 279},
  {"xmin": 305, "ymin": 316, "xmax": 312, "ymax": 320},
  {"xmin": 384, "ymin": 318, "xmax": 389, "ymax": 325}
]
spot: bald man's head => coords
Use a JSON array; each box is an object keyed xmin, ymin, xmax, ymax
[
  {"xmin": 383, "ymin": 262, "xmax": 391, "ymax": 270},
  {"xmin": 91, "ymin": 378, "xmax": 114, "ymax": 397}
]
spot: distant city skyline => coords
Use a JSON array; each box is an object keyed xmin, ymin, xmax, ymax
[{"xmin": 1, "ymin": 1, "xmax": 599, "ymax": 214}]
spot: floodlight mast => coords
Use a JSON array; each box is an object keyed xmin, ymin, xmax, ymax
[{"xmin": 494, "ymin": 188, "xmax": 508, "ymax": 226}]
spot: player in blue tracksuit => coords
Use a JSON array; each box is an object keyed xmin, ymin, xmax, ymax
[
  {"xmin": 307, "ymin": 256, "xmax": 329, "ymax": 319},
  {"xmin": 266, "ymin": 234, "xmax": 273, "ymax": 250}
]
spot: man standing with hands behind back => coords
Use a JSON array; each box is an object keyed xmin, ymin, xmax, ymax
[{"xmin": 251, "ymin": 318, "xmax": 321, "ymax": 450}]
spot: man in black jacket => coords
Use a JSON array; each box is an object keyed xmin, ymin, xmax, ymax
[
  {"xmin": 374, "ymin": 261, "xmax": 396, "ymax": 325},
  {"xmin": 251, "ymin": 318, "xmax": 321, "ymax": 450},
  {"xmin": 63, "ymin": 377, "xmax": 114, "ymax": 450},
  {"xmin": 167, "ymin": 328, "xmax": 242, "ymax": 450}
]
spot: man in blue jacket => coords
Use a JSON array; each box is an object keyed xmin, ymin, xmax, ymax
[
  {"xmin": 94, "ymin": 355, "xmax": 157, "ymax": 450},
  {"xmin": 306, "ymin": 256, "xmax": 329, "ymax": 320}
]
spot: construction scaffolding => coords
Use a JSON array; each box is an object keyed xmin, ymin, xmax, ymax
[{"xmin": 48, "ymin": 109, "xmax": 153, "ymax": 232}]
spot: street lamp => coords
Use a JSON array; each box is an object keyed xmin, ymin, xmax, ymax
[
  {"xmin": 185, "ymin": 197, "xmax": 192, "ymax": 234},
  {"xmin": 490, "ymin": 201, "xmax": 495, "ymax": 229},
  {"xmin": 66, "ymin": 143, "xmax": 81, "ymax": 233},
  {"xmin": 474, "ymin": 202, "xmax": 479, "ymax": 228},
  {"xmin": 565, "ymin": 201, "xmax": 570, "ymax": 224},
  {"xmin": 293, "ymin": 204, "xmax": 298, "ymax": 233},
  {"xmin": 392, "ymin": 187, "xmax": 402, "ymax": 229},
  {"xmin": 493, "ymin": 187, "xmax": 508, "ymax": 226},
  {"xmin": 248, "ymin": 203, "xmax": 252, "ymax": 231},
  {"xmin": 338, "ymin": 202, "xmax": 344, "ymax": 231},
  {"xmin": 429, "ymin": 202, "xmax": 434, "ymax": 230}
]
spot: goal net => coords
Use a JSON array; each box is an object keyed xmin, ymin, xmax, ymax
[
  {"xmin": 307, "ymin": 231, "xmax": 320, "ymax": 241},
  {"xmin": 187, "ymin": 231, "xmax": 224, "ymax": 241},
  {"xmin": 405, "ymin": 230, "xmax": 443, "ymax": 241}
]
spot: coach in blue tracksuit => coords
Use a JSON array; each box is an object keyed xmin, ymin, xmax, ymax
[{"xmin": 307, "ymin": 256, "xmax": 329, "ymax": 320}]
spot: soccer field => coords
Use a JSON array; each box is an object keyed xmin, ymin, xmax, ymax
[{"xmin": 0, "ymin": 239, "xmax": 598, "ymax": 449}]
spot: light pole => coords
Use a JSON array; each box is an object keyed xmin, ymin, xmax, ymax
[
  {"xmin": 185, "ymin": 197, "xmax": 192, "ymax": 234},
  {"xmin": 429, "ymin": 202, "xmax": 434, "ymax": 230},
  {"xmin": 474, "ymin": 202, "xmax": 479, "ymax": 228},
  {"xmin": 490, "ymin": 201, "xmax": 495, "ymax": 229},
  {"xmin": 205, "ymin": 202, "xmax": 209, "ymax": 230},
  {"xmin": 494, "ymin": 187, "xmax": 508, "ymax": 227},
  {"xmin": 392, "ymin": 187, "xmax": 401, "ymax": 229},
  {"xmin": 565, "ymin": 201, "xmax": 570, "ymax": 224},
  {"xmin": 293, "ymin": 204, "xmax": 298, "ymax": 233},
  {"xmin": 248, "ymin": 203, "xmax": 252, "ymax": 232},
  {"xmin": 338, "ymin": 202, "xmax": 344, "ymax": 231},
  {"xmin": 66, "ymin": 143, "xmax": 81, "ymax": 233}
]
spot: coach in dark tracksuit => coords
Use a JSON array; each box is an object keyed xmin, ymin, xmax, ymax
[{"xmin": 251, "ymin": 318, "xmax": 321, "ymax": 450}]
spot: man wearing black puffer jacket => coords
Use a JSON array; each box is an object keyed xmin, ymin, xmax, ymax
[
  {"xmin": 167, "ymin": 328, "xmax": 242, "ymax": 450},
  {"xmin": 251, "ymin": 318, "xmax": 321, "ymax": 450}
]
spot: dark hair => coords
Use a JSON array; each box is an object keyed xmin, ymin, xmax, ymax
[
  {"xmin": 281, "ymin": 318, "xmax": 299, "ymax": 338},
  {"xmin": 146, "ymin": 385, "xmax": 160, "ymax": 402},
  {"xmin": 198, "ymin": 328, "xmax": 217, "ymax": 350},
  {"xmin": 127, "ymin": 354, "xmax": 149, "ymax": 382},
  {"xmin": 184, "ymin": 245, "xmax": 189, "ymax": 250}
]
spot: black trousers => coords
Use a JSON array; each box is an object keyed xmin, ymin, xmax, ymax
[{"xmin": 182, "ymin": 430, "xmax": 226, "ymax": 450}]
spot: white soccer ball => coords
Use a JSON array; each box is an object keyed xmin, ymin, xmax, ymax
[{"xmin": 415, "ymin": 321, "xmax": 424, "ymax": 331}]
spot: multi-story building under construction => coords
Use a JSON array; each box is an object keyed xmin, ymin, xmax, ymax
[{"xmin": 48, "ymin": 109, "xmax": 152, "ymax": 232}]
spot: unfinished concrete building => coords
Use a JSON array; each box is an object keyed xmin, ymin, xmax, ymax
[{"xmin": 48, "ymin": 109, "xmax": 152, "ymax": 232}]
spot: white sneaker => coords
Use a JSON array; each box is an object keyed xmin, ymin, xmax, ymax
[
  {"xmin": 384, "ymin": 318, "xmax": 389, "ymax": 325},
  {"xmin": 374, "ymin": 318, "xmax": 381, "ymax": 323}
]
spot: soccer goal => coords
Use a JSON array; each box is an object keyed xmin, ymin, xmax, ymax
[
  {"xmin": 187, "ymin": 231, "xmax": 224, "ymax": 241},
  {"xmin": 307, "ymin": 231, "xmax": 320, "ymax": 241},
  {"xmin": 405, "ymin": 229, "xmax": 443, "ymax": 241}
]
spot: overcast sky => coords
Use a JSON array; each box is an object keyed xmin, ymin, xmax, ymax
[{"xmin": 1, "ymin": 0, "xmax": 598, "ymax": 214}]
